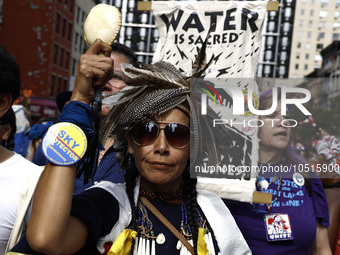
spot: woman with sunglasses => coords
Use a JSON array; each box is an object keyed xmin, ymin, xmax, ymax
[{"xmin": 10, "ymin": 39, "xmax": 250, "ymax": 255}]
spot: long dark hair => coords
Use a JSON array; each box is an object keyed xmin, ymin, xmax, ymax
[{"xmin": 124, "ymin": 158, "xmax": 199, "ymax": 255}]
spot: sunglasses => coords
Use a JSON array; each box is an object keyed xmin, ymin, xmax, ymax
[
  {"xmin": 108, "ymin": 70, "xmax": 126, "ymax": 86},
  {"xmin": 295, "ymin": 146, "xmax": 305, "ymax": 151},
  {"xmin": 130, "ymin": 121, "xmax": 190, "ymax": 148}
]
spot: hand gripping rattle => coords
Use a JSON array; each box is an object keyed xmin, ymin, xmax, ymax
[{"xmin": 80, "ymin": 4, "xmax": 122, "ymax": 183}]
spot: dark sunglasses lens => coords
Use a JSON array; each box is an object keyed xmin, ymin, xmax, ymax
[
  {"xmin": 165, "ymin": 124, "xmax": 190, "ymax": 148},
  {"xmin": 132, "ymin": 122, "xmax": 158, "ymax": 146}
]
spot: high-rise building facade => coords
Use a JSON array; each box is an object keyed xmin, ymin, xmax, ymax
[
  {"xmin": 0, "ymin": 0, "xmax": 75, "ymax": 98},
  {"xmin": 289, "ymin": 0, "xmax": 340, "ymax": 78}
]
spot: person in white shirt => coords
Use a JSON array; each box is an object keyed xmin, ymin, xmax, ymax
[{"xmin": 0, "ymin": 45, "xmax": 43, "ymax": 254}]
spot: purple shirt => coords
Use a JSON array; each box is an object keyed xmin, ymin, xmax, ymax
[{"xmin": 224, "ymin": 160, "xmax": 329, "ymax": 255}]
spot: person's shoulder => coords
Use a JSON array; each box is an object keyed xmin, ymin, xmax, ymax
[
  {"xmin": 325, "ymin": 187, "xmax": 340, "ymax": 206},
  {"xmin": 14, "ymin": 153, "xmax": 44, "ymax": 172}
]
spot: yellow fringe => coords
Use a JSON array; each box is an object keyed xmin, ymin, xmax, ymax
[
  {"xmin": 108, "ymin": 229, "xmax": 137, "ymax": 255},
  {"xmin": 197, "ymin": 228, "xmax": 209, "ymax": 255}
]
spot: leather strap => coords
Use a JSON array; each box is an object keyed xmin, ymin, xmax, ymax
[{"xmin": 139, "ymin": 196, "xmax": 194, "ymax": 255}]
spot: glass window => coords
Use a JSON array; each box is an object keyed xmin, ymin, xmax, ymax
[
  {"xmin": 57, "ymin": 77, "xmax": 62, "ymax": 93},
  {"xmin": 299, "ymin": 20, "xmax": 303, "ymax": 27},
  {"xmin": 319, "ymin": 21, "xmax": 326, "ymax": 29},
  {"xmin": 53, "ymin": 44, "xmax": 58, "ymax": 65},
  {"xmin": 60, "ymin": 48, "xmax": 64, "ymax": 67},
  {"xmin": 68, "ymin": 23, "xmax": 72, "ymax": 41},
  {"xmin": 301, "ymin": 9, "xmax": 304, "ymax": 15},
  {"xmin": 335, "ymin": 11, "xmax": 340, "ymax": 18},
  {"xmin": 280, "ymin": 52, "xmax": 287, "ymax": 61},
  {"xmin": 267, "ymin": 36, "xmax": 274, "ymax": 45},
  {"xmin": 333, "ymin": 33, "xmax": 340, "ymax": 40},
  {"xmin": 70, "ymin": 0, "xmax": 74, "ymax": 13},
  {"xmin": 297, "ymin": 42, "xmax": 301, "ymax": 48},
  {"xmin": 310, "ymin": 10, "xmax": 314, "ymax": 16},
  {"xmin": 316, "ymin": 44, "xmax": 323, "ymax": 50},
  {"xmin": 308, "ymin": 21, "xmax": 313, "ymax": 27},
  {"xmin": 265, "ymin": 50, "xmax": 272, "ymax": 60},
  {"xmin": 56, "ymin": 13, "xmax": 60, "ymax": 34},
  {"xmin": 306, "ymin": 43, "xmax": 311, "ymax": 49},
  {"xmin": 337, "ymin": 0, "xmax": 340, "ymax": 7},
  {"xmin": 279, "ymin": 66, "xmax": 285, "ymax": 76},
  {"xmin": 296, "ymin": 53, "xmax": 300, "ymax": 59},
  {"xmin": 304, "ymin": 64, "xmax": 308, "ymax": 70},
  {"xmin": 50, "ymin": 74, "xmax": 55, "ymax": 96},
  {"xmin": 295, "ymin": 64, "xmax": 299, "ymax": 70},
  {"xmin": 334, "ymin": 22, "xmax": 340, "ymax": 28},
  {"xmin": 318, "ymin": 32, "xmax": 325, "ymax": 39},
  {"xmin": 268, "ymin": 21, "xmax": 275, "ymax": 32},
  {"xmin": 285, "ymin": 8, "xmax": 291, "ymax": 17},
  {"xmin": 308, "ymin": 31, "xmax": 312, "ymax": 38},
  {"xmin": 65, "ymin": 51, "xmax": 70, "ymax": 69},
  {"xmin": 282, "ymin": 37, "xmax": 288, "ymax": 46},
  {"xmin": 306, "ymin": 53, "xmax": 309, "ymax": 59},
  {"xmin": 315, "ymin": 54, "xmax": 322, "ymax": 62},
  {"xmin": 320, "ymin": 10, "xmax": 328, "ymax": 17},
  {"xmin": 298, "ymin": 31, "xmax": 302, "ymax": 38},
  {"xmin": 321, "ymin": 0, "xmax": 328, "ymax": 6},
  {"xmin": 283, "ymin": 22, "xmax": 290, "ymax": 32},
  {"xmin": 264, "ymin": 65, "xmax": 271, "ymax": 75},
  {"xmin": 62, "ymin": 18, "xmax": 66, "ymax": 38}
]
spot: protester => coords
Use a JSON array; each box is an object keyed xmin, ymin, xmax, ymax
[
  {"xmin": 28, "ymin": 42, "xmax": 139, "ymax": 195},
  {"xmin": 224, "ymin": 89, "xmax": 331, "ymax": 255},
  {"xmin": 294, "ymin": 140, "xmax": 309, "ymax": 161},
  {"xmin": 0, "ymin": 45, "xmax": 43, "ymax": 254},
  {"xmin": 0, "ymin": 107, "xmax": 16, "ymax": 151},
  {"xmin": 314, "ymin": 128, "xmax": 340, "ymax": 254},
  {"xmin": 10, "ymin": 39, "xmax": 250, "ymax": 255}
]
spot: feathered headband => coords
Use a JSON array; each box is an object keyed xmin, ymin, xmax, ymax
[{"xmin": 99, "ymin": 26, "xmax": 232, "ymax": 171}]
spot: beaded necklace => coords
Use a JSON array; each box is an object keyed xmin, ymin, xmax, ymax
[
  {"xmin": 139, "ymin": 185, "xmax": 183, "ymax": 201},
  {"xmin": 133, "ymin": 200, "xmax": 213, "ymax": 255}
]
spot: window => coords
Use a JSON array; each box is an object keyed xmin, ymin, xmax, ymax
[
  {"xmin": 306, "ymin": 53, "xmax": 309, "ymax": 59},
  {"xmin": 295, "ymin": 64, "xmax": 299, "ymax": 70},
  {"xmin": 304, "ymin": 64, "xmax": 308, "ymax": 70},
  {"xmin": 297, "ymin": 42, "xmax": 301, "ymax": 48},
  {"xmin": 319, "ymin": 21, "xmax": 326, "ymax": 29},
  {"xmin": 265, "ymin": 50, "xmax": 272, "ymax": 60},
  {"xmin": 62, "ymin": 18, "xmax": 66, "ymax": 38},
  {"xmin": 321, "ymin": 0, "xmax": 329, "ymax": 6},
  {"xmin": 57, "ymin": 77, "xmax": 62, "ymax": 93},
  {"xmin": 335, "ymin": 11, "xmax": 340, "ymax": 18},
  {"xmin": 72, "ymin": 58, "xmax": 77, "ymax": 76},
  {"xmin": 267, "ymin": 36, "xmax": 274, "ymax": 46},
  {"xmin": 264, "ymin": 65, "xmax": 271, "ymax": 75},
  {"xmin": 308, "ymin": 31, "xmax": 312, "ymax": 38},
  {"xmin": 337, "ymin": 0, "xmax": 340, "ymax": 7},
  {"xmin": 268, "ymin": 21, "xmax": 276, "ymax": 32},
  {"xmin": 298, "ymin": 31, "xmax": 302, "ymax": 38},
  {"xmin": 308, "ymin": 21, "xmax": 313, "ymax": 28},
  {"xmin": 285, "ymin": 8, "xmax": 292, "ymax": 18},
  {"xmin": 299, "ymin": 20, "xmax": 303, "ymax": 27},
  {"xmin": 63, "ymin": 79, "xmax": 68, "ymax": 91},
  {"xmin": 316, "ymin": 43, "xmax": 323, "ymax": 50},
  {"xmin": 74, "ymin": 33, "xmax": 79, "ymax": 49},
  {"xmin": 50, "ymin": 74, "xmax": 55, "ymax": 96},
  {"xmin": 282, "ymin": 37, "xmax": 288, "ymax": 46},
  {"xmin": 68, "ymin": 23, "xmax": 72, "ymax": 41},
  {"xmin": 76, "ymin": 7, "xmax": 80, "ymax": 23},
  {"xmin": 65, "ymin": 51, "xmax": 70, "ymax": 69},
  {"xmin": 64, "ymin": 0, "xmax": 68, "ymax": 10},
  {"xmin": 333, "ymin": 33, "xmax": 340, "ymax": 40},
  {"xmin": 283, "ymin": 22, "xmax": 290, "ymax": 32},
  {"xmin": 318, "ymin": 32, "xmax": 325, "ymax": 39},
  {"xmin": 70, "ymin": 0, "xmax": 74, "ymax": 13},
  {"xmin": 280, "ymin": 52, "xmax": 287, "ymax": 61},
  {"xmin": 279, "ymin": 66, "xmax": 286, "ymax": 76},
  {"xmin": 296, "ymin": 53, "xmax": 300, "ymax": 59},
  {"xmin": 334, "ymin": 22, "xmax": 340, "ymax": 29},
  {"xmin": 315, "ymin": 54, "xmax": 322, "ymax": 62},
  {"xmin": 310, "ymin": 10, "xmax": 314, "ymax": 16},
  {"xmin": 306, "ymin": 43, "xmax": 311, "ymax": 49},
  {"xmin": 59, "ymin": 48, "xmax": 64, "ymax": 67},
  {"xmin": 301, "ymin": 9, "xmax": 305, "ymax": 15},
  {"xmin": 320, "ymin": 10, "xmax": 328, "ymax": 17},
  {"xmin": 53, "ymin": 44, "xmax": 58, "ymax": 65},
  {"xmin": 56, "ymin": 13, "xmax": 60, "ymax": 34}
]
